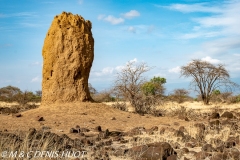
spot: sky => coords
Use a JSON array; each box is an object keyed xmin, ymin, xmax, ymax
[{"xmin": 0, "ymin": 0, "xmax": 240, "ymax": 96}]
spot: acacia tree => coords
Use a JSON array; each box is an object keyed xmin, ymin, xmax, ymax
[
  {"xmin": 114, "ymin": 61, "xmax": 152, "ymax": 114},
  {"xmin": 180, "ymin": 59, "xmax": 239, "ymax": 104}
]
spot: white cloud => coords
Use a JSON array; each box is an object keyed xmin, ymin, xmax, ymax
[
  {"xmin": 122, "ymin": 10, "xmax": 140, "ymax": 19},
  {"xmin": 102, "ymin": 67, "xmax": 114, "ymax": 74},
  {"xmin": 234, "ymin": 53, "xmax": 240, "ymax": 57},
  {"xmin": 93, "ymin": 67, "xmax": 115, "ymax": 76},
  {"xmin": 103, "ymin": 15, "xmax": 124, "ymax": 25},
  {"xmin": 163, "ymin": 3, "xmax": 222, "ymax": 13},
  {"xmin": 129, "ymin": 58, "xmax": 137, "ymax": 63},
  {"xmin": 201, "ymin": 56, "xmax": 221, "ymax": 64},
  {"xmin": 31, "ymin": 76, "xmax": 41, "ymax": 82},
  {"xmin": 168, "ymin": 66, "xmax": 181, "ymax": 73},
  {"xmin": 115, "ymin": 65, "xmax": 124, "ymax": 72},
  {"xmin": 164, "ymin": 1, "xmax": 240, "ymax": 40},
  {"xmin": 128, "ymin": 26, "xmax": 136, "ymax": 33}
]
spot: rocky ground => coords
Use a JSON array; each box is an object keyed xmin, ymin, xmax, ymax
[{"xmin": 0, "ymin": 102, "xmax": 240, "ymax": 160}]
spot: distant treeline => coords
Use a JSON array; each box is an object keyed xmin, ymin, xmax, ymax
[{"xmin": 0, "ymin": 85, "xmax": 41, "ymax": 104}]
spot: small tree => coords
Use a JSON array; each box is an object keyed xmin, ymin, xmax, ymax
[
  {"xmin": 114, "ymin": 61, "xmax": 152, "ymax": 114},
  {"xmin": 141, "ymin": 77, "xmax": 166, "ymax": 96},
  {"xmin": 181, "ymin": 59, "xmax": 239, "ymax": 104},
  {"xmin": 170, "ymin": 89, "xmax": 189, "ymax": 103},
  {"xmin": 0, "ymin": 85, "xmax": 22, "ymax": 102}
]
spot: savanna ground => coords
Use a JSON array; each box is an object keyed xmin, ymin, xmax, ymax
[{"xmin": 0, "ymin": 101, "xmax": 240, "ymax": 160}]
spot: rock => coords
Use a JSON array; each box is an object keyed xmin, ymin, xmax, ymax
[
  {"xmin": 159, "ymin": 127, "xmax": 165, "ymax": 134},
  {"xmin": 228, "ymin": 148, "xmax": 240, "ymax": 160},
  {"xmin": 111, "ymin": 117, "xmax": 116, "ymax": 120},
  {"xmin": 174, "ymin": 130, "xmax": 184, "ymax": 138},
  {"xmin": 185, "ymin": 142, "xmax": 195, "ymax": 148},
  {"xmin": 181, "ymin": 148, "xmax": 189, "ymax": 154},
  {"xmin": 195, "ymin": 151, "xmax": 211, "ymax": 160},
  {"xmin": 228, "ymin": 136, "xmax": 239, "ymax": 145},
  {"xmin": 147, "ymin": 126, "xmax": 158, "ymax": 134},
  {"xmin": 36, "ymin": 116, "xmax": 44, "ymax": 121},
  {"xmin": 113, "ymin": 149, "xmax": 128, "ymax": 157},
  {"xmin": 167, "ymin": 154, "xmax": 177, "ymax": 160},
  {"xmin": 179, "ymin": 126, "xmax": 186, "ymax": 132},
  {"xmin": 109, "ymin": 131, "xmax": 123, "ymax": 137},
  {"xmin": 172, "ymin": 142, "xmax": 180, "ymax": 149},
  {"xmin": 104, "ymin": 129, "xmax": 110, "ymax": 138},
  {"xmin": 12, "ymin": 113, "xmax": 22, "ymax": 117},
  {"xmin": 70, "ymin": 128, "xmax": 79, "ymax": 133},
  {"xmin": 224, "ymin": 140, "xmax": 236, "ymax": 148},
  {"xmin": 125, "ymin": 127, "xmax": 145, "ymax": 136},
  {"xmin": 95, "ymin": 126, "xmax": 102, "ymax": 132},
  {"xmin": 210, "ymin": 112, "xmax": 220, "ymax": 119},
  {"xmin": 215, "ymin": 144, "xmax": 224, "ymax": 152},
  {"xmin": 42, "ymin": 12, "xmax": 94, "ymax": 104},
  {"xmin": 194, "ymin": 123, "xmax": 205, "ymax": 130},
  {"xmin": 221, "ymin": 111, "xmax": 234, "ymax": 119},
  {"xmin": 152, "ymin": 110, "xmax": 164, "ymax": 117},
  {"xmin": 202, "ymin": 144, "xmax": 215, "ymax": 152},
  {"xmin": 128, "ymin": 142, "xmax": 176, "ymax": 160},
  {"xmin": 210, "ymin": 153, "xmax": 228, "ymax": 160},
  {"xmin": 80, "ymin": 128, "xmax": 90, "ymax": 132}
]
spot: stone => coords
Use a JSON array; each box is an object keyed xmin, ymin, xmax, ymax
[
  {"xmin": 179, "ymin": 126, "xmax": 186, "ymax": 132},
  {"xmin": 70, "ymin": 128, "xmax": 79, "ymax": 133},
  {"xmin": 195, "ymin": 151, "xmax": 211, "ymax": 160},
  {"xmin": 202, "ymin": 144, "xmax": 215, "ymax": 152},
  {"xmin": 167, "ymin": 154, "xmax": 177, "ymax": 160},
  {"xmin": 128, "ymin": 142, "xmax": 176, "ymax": 160},
  {"xmin": 210, "ymin": 153, "xmax": 228, "ymax": 160},
  {"xmin": 181, "ymin": 148, "xmax": 189, "ymax": 154},
  {"xmin": 111, "ymin": 117, "xmax": 116, "ymax": 120},
  {"xmin": 210, "ymin": 112, "xmax": 220, "ymax": 119},
  {"xmin": 42, "ymin": 12, "xmax": 94, "ymax": 104},
  {"xmin": 174, "ymin": 130, "xmax": 184, "ymax": 138},
  {"xmin": 36, "ymin": 116, "xmax": 44, "ymax": 121},
  {"xmin": 12, "ymin": 113, "xmax": 22, "ymax": 117},
  {"xmin": 95, "ymin": 126, "xmax": 102, "ymax": 132},
  {"xmin": 221, "ymin": 111, "xmax": 234, "ymax": 119}
]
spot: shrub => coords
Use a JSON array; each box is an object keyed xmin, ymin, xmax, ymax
[{"xmin": 169, "ymin": 89, "xmax": 189, "ymax": 103}]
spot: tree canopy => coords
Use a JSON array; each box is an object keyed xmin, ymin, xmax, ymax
[{"xmin": 180, "ymin": 59, "xmax": 239, "ymax": 104}]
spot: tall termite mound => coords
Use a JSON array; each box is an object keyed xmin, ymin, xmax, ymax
[{"xmin": 42, "ymin": 12, "xmax": 94, "ymax": 104}]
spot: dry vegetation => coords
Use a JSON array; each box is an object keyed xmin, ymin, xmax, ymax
[
  {"xmin": 1, "ymin": 60, "xmax": 240, "ymax": 159},
  {"xmin": 0, "ymin": 101, "xmax": 240, "ymax": 160}
]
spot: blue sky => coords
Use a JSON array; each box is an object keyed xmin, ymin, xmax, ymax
[{"xmin": 0, "ymin": 0, "xmax": 240, "ymax": 96}]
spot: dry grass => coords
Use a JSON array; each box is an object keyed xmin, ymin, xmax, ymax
[{"xmin": 0, "ymin": 101, "xmax": 239, "ymax": 159}]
